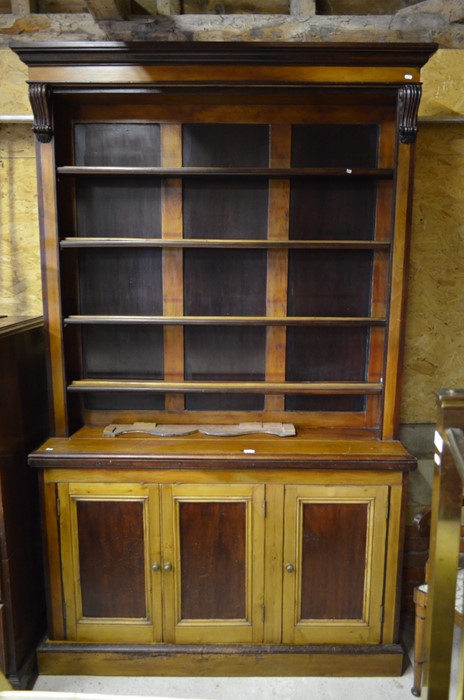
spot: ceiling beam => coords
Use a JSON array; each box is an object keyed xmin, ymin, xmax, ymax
[
  {"xmin": 0, "ymin": 7, "xmax": 461, "ymax": 46},
  {"xmin": 290, "ymin": 0, "xmax": 316, "ymax": 16},
  {"xmin": 396, "ymin": 0, "xmax": 464, "ymax": 23},
  {"xmin": 134, "ymin": 1, "xmax": 181, "ymax": 15},
  {"xmin": 11, "ymin": 0, "xmax": 38, "ymax": 11},
  {"xmin": 84, "ymin": 0, "xmax": 130, "ymax": 20}
]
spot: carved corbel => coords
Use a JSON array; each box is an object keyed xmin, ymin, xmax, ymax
[
  {"xmin": 28, "ymin": 83, "xmax": 53, "ymax": 144},
  {"xmin": 398, "ymin": 84, "xmax": 422, "ymax": 145}
]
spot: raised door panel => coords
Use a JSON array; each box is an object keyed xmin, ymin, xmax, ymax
[
  {"xmin": 282, "ymin": 484, "xmax": 388, "ymax": 644},
  {"xmin": 161, "ymin": 483, "xmax": 265, "ymax": 644},
  {"xmin": 58, "ymin": 483, "xmax": 162, "ymax": 643}
]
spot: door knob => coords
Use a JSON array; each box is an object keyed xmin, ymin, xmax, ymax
[
  {"xmin": 163, "ymin": 562, "xmax": 173, "ymax": 572},
  {"xmin": 285, "ymin": 563, "xmax": 295, "ymax": 573},
  {"xmin": 151, "ymin": 562, "xmax": 161, "ymax": 572}
]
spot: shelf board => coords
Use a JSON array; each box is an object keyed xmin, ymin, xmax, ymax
[
  {"xmin": 57, "ymin": 166, "xmax": 394, "ymax": 178},
  {"xmin": 60, "ymin": 238, "xmax": 391, "ymax": 250},
  {"xmin": 68, "ymin": 379, "xmax": 383, "ymax": 395},
  {"xmin": 64, "ymin": 315, "xmax": 386, "ymax": 327}
]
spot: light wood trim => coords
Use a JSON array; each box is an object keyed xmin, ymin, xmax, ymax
[
  {"xmin": 36, "ymin": 140, "xmax": 68, "ymax": 436},
  {"xmin": 161, "ymin": 124, "xmax": 184, "ymax": 411},
  {"xmin": 365, "ymin": 485, "xmax": 389, "ymax": 642},
  {"xmin": 160, "ymin": 484, "xmax": 176, "ymax": 644},
  {"xmin": 282, "ymin": 484, "xmax": 298, "ymax": 644},
  {"xmin": 282, "ymin": 484, "xmax": 388, "ymax": 645},
  {"xmin": 161, "ymin": 483, "xmax": 265, "ymax": 644},
  {"xmin": 148, "ymin": 484, "xmax": 163, "ymax": 643},
  {"xmin": 381, "ymin": 482, "xmax": 404, "ymax": 643},
  {"xmin": 57, "ymin": 483, "xmax": 77, "ymax": 640},
  {"xmin": 66, "ymin": 621, "xmax": 154, "ymax": 644},
  {"xmin": 69, "ymin": 379, "xmax": 383, "ymax": 394},
  {"xmin": 42, "ymin": 480, "xmax": 66, "ymax": 640},
  {"xmin": 266, "ymin": 124, "xmax": 291, "ymax": 413},
  {"xmin": 263, "ymin": 483, "xmax": 285, "ymax": 644},
  {"xmin": 44, "ymin": 468, "xmax": 404, "ymax": 487},
  {"xmin": 251, "ymin": 484, "xmax": 266, "ymax": 644},
  {"xmin": 382, "ymin": 143, "xmax": 415, "ymax": 440},
  {"xmin": 0, "ymin": 664, "xmax": 13, "ymax": 692},
  {"xmin": 29, "ymin": 66, "xmax": 421, "ymax": 85}
]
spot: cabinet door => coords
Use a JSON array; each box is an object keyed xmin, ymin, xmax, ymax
[
  {"xmin": 58, "ymin": 483, "xmax": 162, "ymax": 643},
  {"xmin": 282, "ymin": 484, "xmax": 388, "ymax": 644},
  {"xmin": 161, "ymin": 483, "xmax": 265, "ymax": 644}
]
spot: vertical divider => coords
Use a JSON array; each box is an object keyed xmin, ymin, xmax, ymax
[
  {"xmin": 36, "ymin": 139, "xmax": 69, "ymax": 436},
  {"xmin": 366, "ymin": 119, "xmax": 396, "ymax": 430},
  {"xmin": 383, "ymin": 140, "xmax": 415, "ymax": 439},
  {"xmin": 161, "ymin": 124, "xmax": 185, "ymax": 412},
  {"xmin": 265, "ymin": 125, "xmax": 291, "ymax": 413}
]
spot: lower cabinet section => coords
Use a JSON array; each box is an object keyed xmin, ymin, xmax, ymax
[{"xmin": 53, "ymin": 474, "xmax": 393, "ymax": 649}]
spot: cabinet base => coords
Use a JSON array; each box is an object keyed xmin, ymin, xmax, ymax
[
  {"xmin": 37, "ymin": 640, "xmax": 406, "ymax": 677},
  {"xmin": 6, "ymin": 649, "xmax": 39, "ymax": 690}
]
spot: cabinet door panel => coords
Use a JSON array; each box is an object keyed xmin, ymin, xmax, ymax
[
  {"xmin": 299, "ymin": 502, "xmax": 367, "ymax": 620},
  {"xmin": 161, "ymin": 484, "xmax": 265, "ymax": 644},
  {"xmin": 282, "ymin": 484, "xmax": 388, "ymax": 644},
  {"xmin": 58, "ymin": 483, "xmax": 162, "ymax": 643},
  {"xmin": 77, "ymin": 499, "xmax": 146, "ymax": 619},
  {"xmin": 179, "ymin": 501, "xmax": 247, "ymax": 620}
]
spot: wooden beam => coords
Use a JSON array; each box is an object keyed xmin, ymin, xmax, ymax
[
  {"xmin": 11, "ymin": 0, "xmax": 38, "ymax": 11},
  {"xmin": 397, "ymin": 0, "xmax": 464, "ymax": 23},
  {"xmin": 84, "ymin": 0, "xmax": 130, "ymax": 20},
  {"xmin": 290, "ymin": 0, "xmax": 316, "ymax": 15},
  {"xmin": 1, "ymin": 11, "xmax": 460, "ymax": 46},
  {"xmin": 157, "ymin": 0, "xmax": 181, "ymax": 14}
]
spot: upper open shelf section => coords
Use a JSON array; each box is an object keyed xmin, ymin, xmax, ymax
[{"xmin": 14, "ymin": 41, "xmax": 436, "ymax": 439}]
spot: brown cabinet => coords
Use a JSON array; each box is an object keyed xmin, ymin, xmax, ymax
[
  {"xmin": 56, "ymin": 476, "xmax": 390, "ymax": 647},
  {"xmin": 33, "ymin": 445, "xmax": 412, "ymax": 675},
  {"xmin": 0, "ymin": 317, "xmax": 48, "ymax": 688},
  {"xmin": 15, "ymin": 41, "xmax": 436, "ymax": 676}
]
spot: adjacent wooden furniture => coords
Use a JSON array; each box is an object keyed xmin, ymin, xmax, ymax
[
  {"xmin": 14, "ymin": 41, "xmax": 436, "ymax": 676},
  {"xmin": 0, "ymin": 317, "xmax": 48, "ymax": 688},
  {"xmin": 411, "ymin": 392, "xmax": 464, "ymax": 697},
  {"xmin": 412, "ymin": 391, "xmax": 464, "ymax": 698}
]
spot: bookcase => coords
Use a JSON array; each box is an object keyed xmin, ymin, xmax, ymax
[{"xmin": 14, "ymin": 41, "xmax": 435, "ymax": 677}]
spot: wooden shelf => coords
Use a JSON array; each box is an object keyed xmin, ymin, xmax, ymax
[
  {"xmin": 64, "ymin": 315, "xmax": 387, "ymax": 327},
  {"xmin": 57, "ymin": 165, "xmax": 394, "ymax": 178},
  {"xmin": 57, "ymin": 166, "xmax": 395, "ymax": 178},
  {"xmin": 60, "ymin": 238, "xmax": 391, "ymax": 250},
  {"xmin": 68, "ymin": 379, "xmax": 383, "ymax": 395}
]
